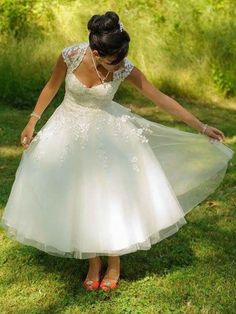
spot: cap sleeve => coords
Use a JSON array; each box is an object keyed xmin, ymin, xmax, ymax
[
  {"xmin": 114, "ymin": 57, "xmax": 134, "ymax": 81},
  {"xmin": 61, "ymin": 44, "xmax": 81, "ymax": 71}
]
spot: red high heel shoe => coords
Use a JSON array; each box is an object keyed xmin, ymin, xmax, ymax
[
  {"xmin": 83, "ymin": 266, "xmax": 103, "ymax": 291},
  {"xmin": 99, "ymin": 264, "xmax": 121, "ymax": 292},
  {"xmin": 99, "ymin": 276, "xmax": 120, "ymax": 291}
]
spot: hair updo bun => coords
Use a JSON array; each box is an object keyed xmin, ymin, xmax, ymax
[
  {"xmin": 87, "ymin": 11, "xmax": 131, "ymax": 65},
  {"xmin": 87, "ymin": 11, "xmax": 120, "ymax": 35}
]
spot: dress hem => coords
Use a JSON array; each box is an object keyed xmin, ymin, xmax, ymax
[{"xmin": 0, "ymin": 217, "xmax": 187, "ymax": 259}]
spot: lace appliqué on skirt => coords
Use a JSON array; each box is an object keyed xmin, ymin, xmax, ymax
[{"xmin": 29, "ymin": 105, "xmax": 154, "ymax": 172}]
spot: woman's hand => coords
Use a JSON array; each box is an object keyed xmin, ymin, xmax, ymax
[
  {"xmin": 125, "ymin": 69, "xmax": 228, "ymax": 144},
  {"xmin": 20, "ymin": 124, "xmax": 35, "ymax": 149},
  {"xmin": 203, "ymin": 125, "xmax": 225, "ymax": 142}
]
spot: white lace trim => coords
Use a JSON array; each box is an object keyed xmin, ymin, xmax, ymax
[{"xmin": 61, "ymin": 42, "xmax": 134, "ymax": 81}]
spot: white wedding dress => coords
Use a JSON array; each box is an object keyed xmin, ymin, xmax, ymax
[{"xmin": 1, "ymin": 41, "xmax": 234, "ymax": 259}]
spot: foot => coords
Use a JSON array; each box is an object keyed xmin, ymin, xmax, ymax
[
  {"xmin": 83, "ymin": 257, "xmax": 102, "ymax": 291},
  {"xmin": 100, "ymin": 256, "xmax": 120, "ymax": 292}
]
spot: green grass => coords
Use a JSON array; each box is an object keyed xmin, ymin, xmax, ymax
[
  {"xmin": 0, "ymin": 1, "xmax": 236, "ymax": 312},
  {"xmin": 0, "ymin": 89, "xmax": 235, "ymax": 313}
]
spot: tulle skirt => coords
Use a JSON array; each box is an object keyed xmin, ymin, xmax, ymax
[{"xmin": 0, "ymin": 99, "xmax": 234, "ymax": 259}]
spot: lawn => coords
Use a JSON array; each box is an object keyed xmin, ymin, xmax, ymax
[
  {"xmin": 0, "ymin": 89, "xmax": 235, "ymax": 313},
  {"xmin": 1, "ymin": 1, "xmax": 236, "ymax": 312}
]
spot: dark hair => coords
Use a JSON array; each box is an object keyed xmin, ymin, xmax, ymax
[{"xmin": 87, "ymin": 11, "xmax": 131, "ymax": 65}]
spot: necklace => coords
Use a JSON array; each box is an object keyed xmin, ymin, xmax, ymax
[{"xmin": 89, "ymin": 47, "xmax": 111, "ymax": 84}]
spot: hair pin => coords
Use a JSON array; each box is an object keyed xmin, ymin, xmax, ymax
[{"xmin": 119, "ymin": 21, "xmax": 124, "ymax": 32}]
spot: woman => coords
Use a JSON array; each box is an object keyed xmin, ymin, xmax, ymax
[{"xmin": 1, "ymin": 11, "xmax": 234, "ymax": 292}]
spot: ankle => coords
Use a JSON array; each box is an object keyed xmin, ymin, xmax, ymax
[
  {"xmin": 107, "ymin": 256, "xmax": 120, "ymax": 267},
  {"xmin": 108, "ymin": 256, "xmax": 120, "ymax": 262},
  {"xmin": 89, "ymin": 256, "xmax": 101, "ymax": 263},
  {"xmin": 88, "ymin": 257, "xmax": 102, "ymax": 268}
]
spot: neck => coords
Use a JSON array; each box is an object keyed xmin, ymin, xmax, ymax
[
  {"xmin": 89, "ymin": 47, "xmax": 100, "ymax": 67},
  {"xmin": 89, "ymin": 47, "xmax": 110, "ymax": 76}
]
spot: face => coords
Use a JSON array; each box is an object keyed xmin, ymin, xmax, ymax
[
  {"xmin": 92, "ymin": 49, "xmax": 127, "ymax": 72},
  {"xmin": 100, "ymin": 56, "xmax": 125, "ymax": 72}
]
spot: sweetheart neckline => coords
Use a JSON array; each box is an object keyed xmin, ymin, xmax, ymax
[
  {"xmin": 69, "ymin": 72, "xmax": 115, "ymax": 89},
  {"xmin": 63, "ymin": 42, "xmax": 132, "ymax": 90}
]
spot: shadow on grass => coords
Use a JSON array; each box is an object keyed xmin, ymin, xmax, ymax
[{"xmin": 0, "ymin": 93, "xmax": 235, "ymax": 312}]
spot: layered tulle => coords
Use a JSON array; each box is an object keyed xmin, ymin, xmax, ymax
[{"xmin": 0, "ymin": 99, "xmax": 234, "ymax": 259}]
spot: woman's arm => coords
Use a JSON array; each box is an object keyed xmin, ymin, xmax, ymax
[
  {"xmin": 27, "ymin": 53, "xmax": 67, "ymax": 129},
  {"xmin": 21, "ymin": 53, "xmax": 68, "ymax": 149},
  {"xmin": 125, "ymin": 67, "xmax": 225, "ymax": 141}
]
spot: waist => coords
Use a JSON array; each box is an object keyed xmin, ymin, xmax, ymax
[
  {"xmin": 61, "ymin": 99, "xmax": 113, "ymax": 116},
  {"xmin": 62, "ymin": 93, "xmax": 111, "ymax": 110}
]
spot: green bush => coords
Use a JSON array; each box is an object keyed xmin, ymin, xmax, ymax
[
  {"xmin": 0, "ymin": 0, "xmax": 56, "ymax": 41},
  {"xmin": 0, "ymin": 0, "xmax": 235, "ymax": 108}
]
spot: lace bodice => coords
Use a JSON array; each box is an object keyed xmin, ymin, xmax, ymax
[
  {"xmin": 61, "ymin": 42, "xmax": 134, "ymax": 109},
  {"xmin": 29, "ymin": 42, "xmax": 148, "ymax": 171}
]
